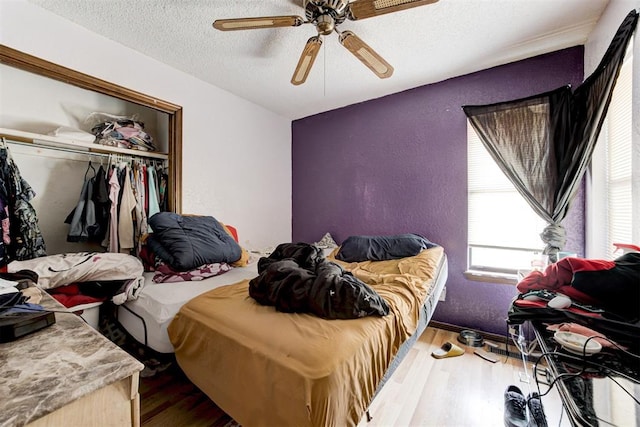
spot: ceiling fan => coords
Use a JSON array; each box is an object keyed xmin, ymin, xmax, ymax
[{"xmin": 213, "ymin": 0, "xmax": 439, "ymax": 85}]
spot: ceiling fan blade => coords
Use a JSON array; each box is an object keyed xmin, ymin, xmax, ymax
[
  {"xmin": 291, "ymin": 36, "xmax": 323, "ymax": 86},
  {"xmin": 347, "ymin": 0, "xmax": 438, "ymax": 20},
  {"xmin": 338, "ymin": 31, "xmax": 393, "ymax": 79},
  {"xmin": 213, "ymin": 15, "xmax": 304, "ymax": 31}
]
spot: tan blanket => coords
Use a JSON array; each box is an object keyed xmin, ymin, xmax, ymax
[{"xmin": 168, "ymin": 246, "xmax": 444, "ymax": 427}]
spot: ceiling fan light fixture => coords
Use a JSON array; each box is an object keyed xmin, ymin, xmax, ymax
[
  {"xmin": 291, "ymin": 36, "xmax": 323, "ymax": 85},
  {"xmin": 316, "ymin": 14, "xmax": 335, "ymax": 35}
]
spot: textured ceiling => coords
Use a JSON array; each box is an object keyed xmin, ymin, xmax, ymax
[{"xmin": 28, "ymin": 0, "xmax": 609, "ymax": 120}]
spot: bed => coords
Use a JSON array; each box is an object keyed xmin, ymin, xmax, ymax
[
  {"xmin": 167, "ymin": 245, "xmax": 448, "ymax": 427},
  {"xmin": 116, "ymin": 261, "xmax": 260, "ymax": 353}
]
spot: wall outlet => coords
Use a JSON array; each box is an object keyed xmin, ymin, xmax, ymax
[{"xmin": 438, "ymin": 286, "xmax": 447, "ymax": 302}]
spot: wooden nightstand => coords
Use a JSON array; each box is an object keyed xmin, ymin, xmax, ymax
[{"xmin": 0, "ymin": 292, "xmax": 144, "ymax": 426}]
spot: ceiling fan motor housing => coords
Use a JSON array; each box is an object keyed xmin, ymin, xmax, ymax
[{"xmin": 305, "ymin": 0, "xmax": 349, "ymax": 26}]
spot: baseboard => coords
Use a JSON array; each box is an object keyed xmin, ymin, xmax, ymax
[
  {"xmin": 429, "ymin": 321, "xmax": 534, "ymax": 360},
  {"xmin": 429, "ymin": 320, "xmax": 508, "ymax": 344}
]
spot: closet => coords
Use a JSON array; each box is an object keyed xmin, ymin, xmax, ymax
[{"xmin": 0, "ymin": 45, "xmax": 182, "ymax": 256}]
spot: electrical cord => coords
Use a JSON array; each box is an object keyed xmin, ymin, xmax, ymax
[
  {"xmin": 502, "ymin": 322, "xmax": 512, "ymax": 364},
  {"xmin": 534, "ymin": 334, "xmax": 639, "ymax": 385},
  {"xmin": 531, "ymin": 350, "xmax": 600, "ymax": 426},
  {"xmin": 606, "ymin": 374, "xmax": 640, "ymax": 405},
  {"xmin": 532, "ymin": 351, "xmax": 591, "ymax": 398},
  {"xmin": 532, "ymin": 334, "xmax": 640, "ymax": 423},
  {"xmin": 500, "ymin": 322, "xmax": 639, "ymax": 425}
]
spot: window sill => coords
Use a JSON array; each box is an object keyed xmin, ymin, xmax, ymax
[{"xmin": 464, "ymin": 270, "xmax": 518, "ymax": 285}]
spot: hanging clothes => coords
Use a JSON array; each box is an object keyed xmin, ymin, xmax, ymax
[
  {"xmin": 132, "ymin": 162, "xmax": 147, "ymax": 249},
  {"xmin": 92, "ymin": 165, "xmax": 110, "ymax": 242},
  {"xmin": 0, "ymin": 145, "xmax": 168, "ymax": 260},
  {"xmin": 118, "ymin": 164, "xmax": 137, "ymax": 253},
  {"xmin": 107, "ymin": 164, "xmax": 121, "ymax": 253},
  {"xmin": 0, "ymin": 197, "xmax": 9, "ymax": 267},
  {"xmin": 65, "ymin": 162, "xmax": 97, "ymax": 242},
  {"xmin": 142, "ymin": 163, "xmax": 149, "ymax": 215},
  {"xmin": 153, "ymin": 163, "xmax": 162, "ymax": 205},
  {"xmin": 147, "ymin": 164, "xmax": 161, "ymax": 228},
  {"xmin": 0, "ymin": 145, "xmax": 46, "ymax": 264},
  {"xmin": 158, "ymin": 168, "xmax": 168, "ymax": 212}
]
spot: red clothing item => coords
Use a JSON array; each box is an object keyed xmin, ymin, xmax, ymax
[
  {"xmin": 51, "ymin": 293, "xmax": 105, "ymax": 308},
  {"xmin": 516, "ymin": 257, "xmax": 615, "ymax": 305},
  {"xmin": 49, "ymin": 283, "xmax": 106, "ymax": 308}
]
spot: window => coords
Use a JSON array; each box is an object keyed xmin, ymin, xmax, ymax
[
  {"xmin": 467, "ymin": 123, "xmax": 547, "ymax": 277},
  {"xmin": 589, "ymin": 46, "xmax": 634, "ymax": 260}
]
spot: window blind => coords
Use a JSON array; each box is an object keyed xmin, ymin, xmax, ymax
[
  {"xmin": 467, "ymin": 123, "xmax": 546, "ymax": 251},
  {"xmin": 605, "ymin": 54, "xmax": 633, "ymax": 258}
]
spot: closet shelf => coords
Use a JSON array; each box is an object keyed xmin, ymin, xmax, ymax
[{"xmin": 0, "ymin": 127, "xmax": 168, "ymax": 160}]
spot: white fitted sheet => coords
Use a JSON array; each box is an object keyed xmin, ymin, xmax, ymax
[{"xmin": 117, "ymin": 262, "xmax": 259, "ymax": 353}]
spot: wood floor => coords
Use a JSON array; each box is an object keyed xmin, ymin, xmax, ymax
[{"xmin": 140, "ymin": 327, "xmax": 570, "ymax": 427}]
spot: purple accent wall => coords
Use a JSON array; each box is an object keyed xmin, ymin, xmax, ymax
[{"xmin": 292, "ymin": 47, "xmax": 585, "ymax": 336}]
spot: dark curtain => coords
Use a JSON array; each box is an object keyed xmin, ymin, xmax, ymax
[{"xmin": 462, "ymin": 10, "xmax": 638, "ymax": 260}]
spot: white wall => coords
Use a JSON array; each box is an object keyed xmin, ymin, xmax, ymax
[
  {"xmin": 0, "ymin": 0, "xmax": 292, "ymax": 253},
  {"xmin": 0, "ymin": 63, "xmax": 166, "ymax": 146},
  {"xmin": 584, "ymin": 1, "xmax": 640, "ymax": 256}
]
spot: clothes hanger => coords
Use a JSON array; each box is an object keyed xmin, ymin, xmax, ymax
[{"xmin": 84, "ymin": 160, "xmax": 96, "ymax": 181}]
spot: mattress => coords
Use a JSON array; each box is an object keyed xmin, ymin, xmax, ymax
[
  {"xmin": 117, "ymin": 261, "xmax": 259, "ymax": 353},
  {"xmin": 168, "ymin": 246, "xmax": 447, "ymax": 427},
  {"xmin": 375, "ymin": 251, "xmax": 448, "ymax": 393}
]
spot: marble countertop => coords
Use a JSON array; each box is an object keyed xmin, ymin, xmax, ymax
[{"xmin": 0, "ymin": 293, "xmax": 144, "ymax": 427}]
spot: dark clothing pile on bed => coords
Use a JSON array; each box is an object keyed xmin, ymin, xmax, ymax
[{"xmin": 249, "ymin": 242, "xmax": 390, "ymax": 320}]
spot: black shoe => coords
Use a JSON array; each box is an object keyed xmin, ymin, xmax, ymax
[
  {"xmin": 504, "ymin": 385, "xmax": 528, "ymax": 427},
  {"xmin": 527, "ymin": 392, "xmax": 548, "ymax": 427}
]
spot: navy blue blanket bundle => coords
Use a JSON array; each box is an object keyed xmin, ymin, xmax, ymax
[{"xmin": 147, "ymin": 213, "xmax": 242, "ymax": 271}]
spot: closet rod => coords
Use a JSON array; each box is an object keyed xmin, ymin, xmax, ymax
[
  {"xmin": 5, "ymin": 138, "xmax": 113, "ymax": 160},
  {"xmin": 3, "ymin": 138, "xmax": 164, "ymax": 163}
]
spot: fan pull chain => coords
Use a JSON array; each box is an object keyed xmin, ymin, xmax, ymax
[{"xmin": 323, "ymin": 36, "xmax": 326, "ymax": 97}]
